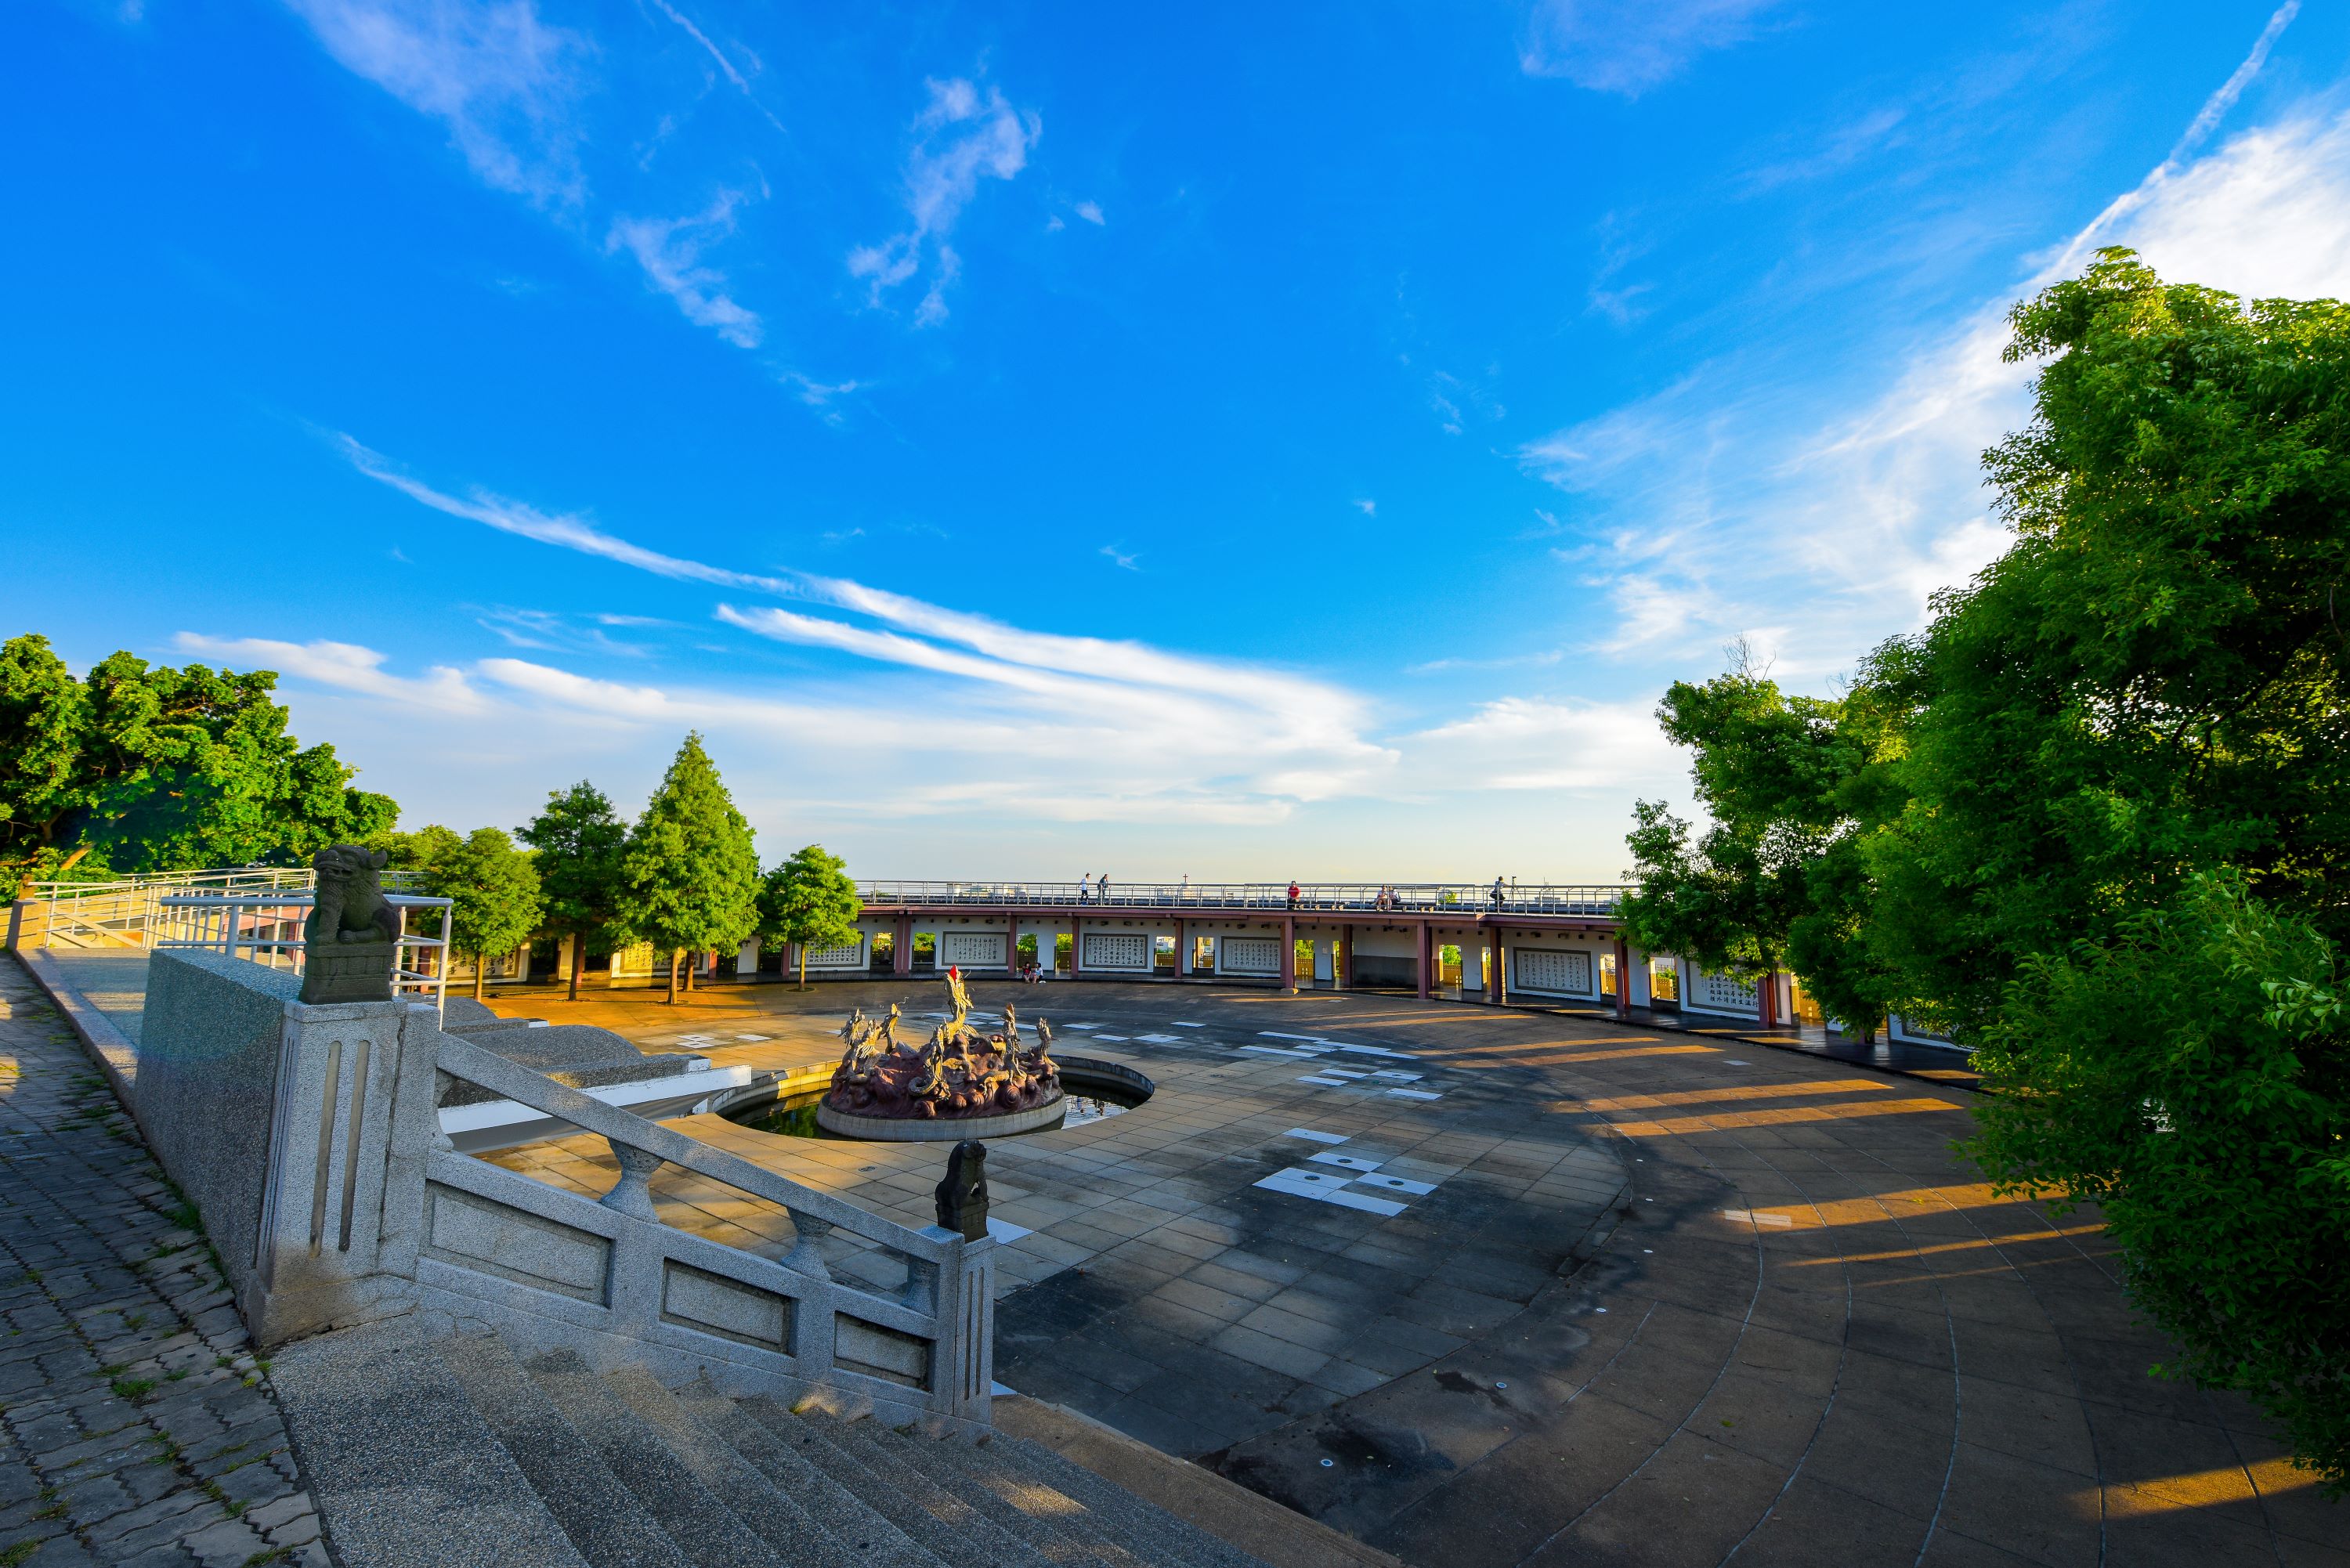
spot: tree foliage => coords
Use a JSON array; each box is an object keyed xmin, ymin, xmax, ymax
[
  {"xmin": 757, "ymin": 844, "xmax": 862, "ymax": 987},
  {"xmin": 418, "ymin": 826, "xmax": 544, "ymax": 1002},
  {"xmin": 1618, "ymin": 649, "xmax": 1904, "ymax": 1032},
  {"xmin": 0, "ymin": 634, "xmax": 396, "ymax": 882},
  {"xmin": 1622, "ymin": 250, "xmax": 2350, "ymax": 1487},
  {"xmin": 517, "ymin": 782, "xmax": 627, "ymax": 999},
  {"xmin": 1969, "ymin": 874, "xmax": 2348, "ymax": 1485},
  {"xmin": 616, "ymin": 734, "xmax": 760, "ymax": 1002}
]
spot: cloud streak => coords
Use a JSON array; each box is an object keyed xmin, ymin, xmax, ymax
[
  {"xmin": 1521, "ymin": 22, "xmax": 2348, "ymax": 680},
  {"xmin": 281, "ymin": 0, "xmax": 588, "ymax": 207},
  {"xmin": 848, "ymin": 77, "xmax": 1039, "ymax": 325},
  {"xmin": 1520, "ymin": 0, "xmax": 1781, "ymax": 96},
  {"xmin": 607, "ymin": 193, "xmax": 764, "ymax": 347}
]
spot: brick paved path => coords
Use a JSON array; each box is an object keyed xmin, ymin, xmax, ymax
[{"xmin": 0, "ymin": 956, "xmax": 328, "ymax": 1568}]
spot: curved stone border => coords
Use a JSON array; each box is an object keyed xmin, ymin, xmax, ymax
[{"xmin": 1054, "ymin": 1056, "xmax": 1156, "ymax": 1102}]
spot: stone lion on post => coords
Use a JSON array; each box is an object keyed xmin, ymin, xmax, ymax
[
  {"xmin": 306, "ymin": 845, "xmax": 401, "ymax": 946},
  {"xmin": 301, "ymin": 844, "xmax": 402, "ymax": 1004}
]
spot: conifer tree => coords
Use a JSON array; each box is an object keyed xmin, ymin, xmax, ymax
[
  {"xmin": 518, "ymin": 782, "xmax": 627, "ymax": 1002},
  {"xmin": 616, "ymin": 734, "xmax": 761, "ymax": 1003}
]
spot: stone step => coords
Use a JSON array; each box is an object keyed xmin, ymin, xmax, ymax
[
  {"xmin": 436, "ymin": 1329, "xmax": 694, "ymax": 1568},
  {"xmin": 662, "ymin": 1378, "xmax": 946, "ymax": 1568},
  {"xmin": 795, "ymin": 1408, "xmax": 1059, "ymax": 1568},
  {"xmin": 522, "ymin": 1348, "xmax": 786, "ymax": 1568},
  {"xmin": 267, "ymin": 1317, "xmax": 588, "ymax": 1568},
  {"xmin": 736, "ymin": 1394, "xmax": 1034, "ymax": 1568},
  {"xmin": 598, "ymin": 1363, "xmax": 880, "ymax": 1568},
  {"xmin": 864, "ymin": 1421, "xmax": 1148, "ymax": 1568},
  {"xmin": 983, "ymin": 1430, "xmax": 1271, "ymax": 1568}
]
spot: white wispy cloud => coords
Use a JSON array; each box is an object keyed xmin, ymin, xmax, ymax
[
  {"xmin": 280, "ymin": 0, "xmax": 588, "ymax": 207},
  {"xmin": 1099, "ymin": 544, "xmax": 1140, "ymax": 572},
  {"xmin": 1403, "ymin": 697, "xmax": 1683, "ymax": 793},
  {"xmin": 1074, "ymin": 200, "xmax": 1104, "ymax": 226},
  {"xmin": 607, "ymin": 193, "xmax": 764, "ymax": 348},
  {"xmin": 337, "ymin": 435, "xmax": 791, "ymax": 592},
  {"xmin": 172, "ymin": 634, "xmax": 491, "ymax": 714},
  {"xmin": 645, "ymin": 0, "xmax": 787, "ymax": 135},
  {"xmin": 1520, "ymin": 0, "xmax": 1782, "ymax": 96},
  {"xmin": 329, "ymin": 439, "xmax": 1398, "ymax": 822},
  {"xmin": 1522, "ymin": 15, "xmax": 2348, "ymax": 678},
  {"xmin": 848, "ymin": 77, "xmax": 1040, "ymax": 325}
]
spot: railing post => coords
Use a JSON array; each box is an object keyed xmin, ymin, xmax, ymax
[{"xmin": 924, "ymin": 1227, "xmax": 994, "ymax": 1423}]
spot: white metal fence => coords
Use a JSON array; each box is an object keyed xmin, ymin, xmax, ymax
[
  {"xmin": 854, "ymin": 880, "xmax": 1631, "ymax": 916},
  {"xmin": 154, "ymin": 891, "xmax": 454, "ymax": 1013}
]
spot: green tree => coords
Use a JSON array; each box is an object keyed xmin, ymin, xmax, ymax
[
  {"xmin": 0, "ymin": 635, "xmax": 91, "ymax": 887},
  {"xmin": 1619, "ymin": 649, "xmax": 1906, "ymax": 1036},
  {"xmin": 1622, "ymin": 250, "xmax": 2350, "ymax": 1489},
  {"xmin": 421, "ymin": 826, "xmax": 544, "ymax": 1003},
  {"xmin": 1969, "ymin": 875, "xmax": 2348, "ymax": 1490},
  {"xmin": 0, "ymin": 634, "xmax": 396, "ymax": 883},
  {"xmin": 757, "ymin": 844, "xmax": 863, "ymax": 988},
  {"xmin": 616, "ymin": 734, "xmax": 760, "ymax": 1003},
  {"xmin": 517, "ymin": 782, "xmax": 627, "ymax": 1003}
]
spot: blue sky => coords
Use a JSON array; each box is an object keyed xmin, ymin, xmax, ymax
[{"xmin": 6, "ymin": 1, "xmax": 2348, "ymax": 879}]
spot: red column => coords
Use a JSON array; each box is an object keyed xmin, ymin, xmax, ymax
[
  {"xmin": 1487, "ymin": 926, "xmax": 1503, "ymax": 1004},
  {"xmin": 1759, "ymin": 970, "xmax": 1778, "ymax": 1028},
  {"xmin": 1415, "ymin": 921, "xmax": 1431, "ymax": 999},
  {"xmin": 1006, "ymin": 918, "xmax": 1020, "ymax": 978},
  {"xmin": 1614, "ymin": 937, "xmax": 1632, "ymax": 1020},
  {"xmin": 894, "ymin": 913, "xmax": 912, "ymax": 975},
  {"xmin": 1175, "ymin": 917, "xmax": 1187, "ymax": 976},
  {"xmin": 1281, "ymin": 914, "xmax": 1296, "ymax": 991},
  {"xmin": 1338, "ymin": 924, "xmax": 1352, "ymax": 991},
  {"xmin": 1071, "ymin": 916, "xmax": 1082, "ymax": 978}
]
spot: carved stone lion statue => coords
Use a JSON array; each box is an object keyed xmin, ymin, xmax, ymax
[{"xmin": 306, "ymin": 844, "xmax": 400, "ymax": 948}]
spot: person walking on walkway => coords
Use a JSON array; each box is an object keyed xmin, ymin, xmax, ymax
[
  {"xmin": 1098, "ymin": 872, "xmax": 1112, "ymax": 905},
  {"xmin": 1079, "ymin": 873, "xmax": 1092, "ymax": 904},
  {"xmin": 1491, "ymin": 875, "xmax": 1506, "ymax": 910},
  {"xmin": 1178, "ymin": 873, "xmax": 1189, "ymax": 903}
]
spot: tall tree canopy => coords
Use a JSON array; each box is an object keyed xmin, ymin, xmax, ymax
[
  {"xmin": 1618, "ymin": 645, "xmax": 1905, "ymax": 1035},
  {"xmin": 616, "ymin": 733, "xmax": 761, "ymax": 1003},
  {"xmin": 0, "ymin": 634, "xmax": 396, "ymax": 883},
  {"xmin": 421, "ymin": 826, "xmax": 545, "ymax": 1002},
  {"xmin": 757, "ymin": 844, "xmax": 863, "ymax": 988},
  {"xmin": 1620, "ymin": 251, "xmax": 2350, "ymax": 1489},
  {"xmin": 518, "ymin": 782, "xmax": 627, "ymax": 1002}
]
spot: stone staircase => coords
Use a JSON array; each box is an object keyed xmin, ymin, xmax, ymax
[{"xmin": 273, "ymin": 1317, "xmax": 1268, "ymax": 1568}]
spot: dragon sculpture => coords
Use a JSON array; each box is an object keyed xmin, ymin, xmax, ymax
[{"xmin": 822, "ymin": 969, "xmax": 1064, "ymax": 1122}]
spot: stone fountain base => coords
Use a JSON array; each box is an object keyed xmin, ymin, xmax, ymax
[{"xmin": 814, "ymin": 1088, "xmax": 1070, "ymax": 1142}]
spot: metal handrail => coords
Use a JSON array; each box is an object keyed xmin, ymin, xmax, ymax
[
  {"xmin": 26, "ymin": 866, "xmax": 426, "ymax": 959},
  {"xmin": 154, "ymin": 891, "xmax": 454, "ymax": 1017},
  {"xmin": 852, "ymin": 880, "xmax": 1632, "ymax": 915}
]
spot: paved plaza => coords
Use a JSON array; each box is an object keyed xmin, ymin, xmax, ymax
[
  {"xmin": 474, "ymin": 974, "xmax": 2342, "ymax": 1567},
  {"xmin": 14, "ymin": 952, "xmax": 2345, "ymax": 1566},
  {"xmin": 0, "ymin": 957, "xmax": 328, "ymax": 1568}
]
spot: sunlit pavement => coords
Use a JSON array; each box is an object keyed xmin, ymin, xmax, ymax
[{"xmin": 483, "ymin": 977, "xmax": 2344, "ymax": 1565}]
